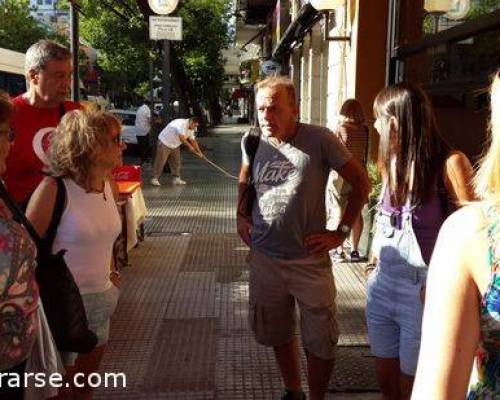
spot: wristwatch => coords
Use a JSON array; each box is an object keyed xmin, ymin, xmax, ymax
[{"xmin": 338, "ymin": 224, "xmax": 351, "ymax": 237}]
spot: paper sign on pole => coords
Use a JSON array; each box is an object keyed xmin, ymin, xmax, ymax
[{"xmin": 149, "ymin": 16, "xmax": 183, "ymax": 41}]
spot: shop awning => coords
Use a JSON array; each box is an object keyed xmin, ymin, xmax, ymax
[{"xmin": 272, "ymin": 3, "xmax": 322, "ymax": 59}]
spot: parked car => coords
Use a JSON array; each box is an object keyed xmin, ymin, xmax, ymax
[{"xmin": 110, "ymin": 109, "xmax": 139, "ymax": 145}]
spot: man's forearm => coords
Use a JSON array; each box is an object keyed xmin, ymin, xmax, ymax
[
  {"xmin": 190, "ymin": 139, "xmax": 202, "ymax": 154},
  {"xmin": 237, "ymin": 182, "xmax": 254, "ymax": 219},
  {"xmin": 338, "ymin": 185, "xmax": 369, "ymax": 230},
  {"xmin": 184, "ymin": 141, "xmax": 197, "ymax": 153}
]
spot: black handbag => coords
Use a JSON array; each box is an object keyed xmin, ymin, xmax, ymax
[
  {"xmin": 242, "ymin": 127, "xmax": 261, "ymax": 215},
  {"xmin": 0, "ymin": 179, "xmax": 97, "ymax": 353}
]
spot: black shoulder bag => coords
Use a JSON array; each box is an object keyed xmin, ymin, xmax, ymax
[
  {"xmin": 0, "ymin": 178, "xmax": 97, "ymax": 353},
  {"xmin": 241, "ymin": 127, "xmax": 261, "ymax": 216}
]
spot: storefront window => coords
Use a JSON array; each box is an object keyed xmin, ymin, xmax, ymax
[
  {"xmin": 393, "ymin": 0, "xmax": 500, "ymax": 87},
  {"xmin": 403, "ymin": 27, "xmax": 500, "ymax": 87},
  {"xmin": 390, "ymin": 0, "xmax": 500, "ymax": 160},
  {"xmin": 423, "ymin": 0, "xmax": 500, "ymax": 36}
]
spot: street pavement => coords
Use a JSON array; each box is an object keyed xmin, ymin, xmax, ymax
[{"xmin": 94, "ymin": 123, "xmax": 379, "ymax": 399}]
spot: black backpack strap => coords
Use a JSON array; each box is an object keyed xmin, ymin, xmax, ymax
[
  {"xmin": 0, "ymin": 181, "xmax": 41, "ymax": 244},
  {"xmin": 244, "ymin": 127, "xmax": 261, "ymax": 184},
  {"xmin": 43, "ymin": 178, "xmax": 66, "ymax": 248}
]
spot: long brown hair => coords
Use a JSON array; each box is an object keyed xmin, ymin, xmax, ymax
[
  {"xmin": 339, "ymin": 99, "xmax": 366, "ymax": 126},
  {"xmin": 374, "ymin": 83, "xmax": 450, "ymax": 207}
]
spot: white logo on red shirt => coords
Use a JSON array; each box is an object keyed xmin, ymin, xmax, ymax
[{"xmin": 32, "ymin": 127, "xmax": 55, "ymax": 166}]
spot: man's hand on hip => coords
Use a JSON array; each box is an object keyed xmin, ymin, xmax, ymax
[{"xmin": 304, "ymin": 230, "xmax": 346, "ymax": 256}]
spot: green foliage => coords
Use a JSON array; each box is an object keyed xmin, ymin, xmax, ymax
[
  {"xmin": 63, "ymin": 0, "xmax": 230, "ymax": 110},
  {"xmin": 0, "ymin": 0, "xmax": 64, "ymax": 52},
  {"xmin": 63, "ymin": 0, "xmax": 153, "ymax": 102},
  {"xmin": 174, "ymin": 0, "xmax": 231, "ymax": 106},
  {"xmin": 366, "ymin": 161, "xmax": 382, "ymax": 211},
  {"xmin": 466, "ymin": 0, "xmax": 500, "ymax": 20},
  {"xmin": 134, "ymin": 81, "xmax": 150, "ymax": 98}
]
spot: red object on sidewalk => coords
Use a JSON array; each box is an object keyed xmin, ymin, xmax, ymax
[
  {"xmin": 112, "ymin": 165, "xmax": 142, "ymax": 198},
  {"xmin": 112, "ymin": 165, "xmax": 142, "ymax": 182},
  {"xmin": 116, "ymin": 182, "xmax": 141, "ymax": 198}
]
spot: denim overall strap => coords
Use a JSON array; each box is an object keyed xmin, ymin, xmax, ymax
[{"xmin": 374, "ymin": 206, "xmax": 428, "ymax": 284}]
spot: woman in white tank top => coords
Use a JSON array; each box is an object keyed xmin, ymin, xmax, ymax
[{"xmin": 27, "ymin": 110, "xmax": 126, "ymax": 399}]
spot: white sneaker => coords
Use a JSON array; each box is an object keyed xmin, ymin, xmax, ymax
[
  {"xmin": 172, "ymin": 177, "xmax": 187, "ymax": 185},
  {"xmin": 150, "ymin": 178, "xmax": 161, "ymax": 186}
]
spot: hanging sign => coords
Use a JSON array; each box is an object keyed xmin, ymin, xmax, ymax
[
  {"xmin": 149, "ymin": 16, "xmax": 183, "ymax": 41},
  {"xmin": 261, "ymin": 59, "xmax": 282, "ymax": 76},
  {"xmin": 148, "ymin": 0, "xmax": 179, "ymax": 15}
]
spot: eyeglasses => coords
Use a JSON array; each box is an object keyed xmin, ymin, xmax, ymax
[{"xmin": 0, "ymin": 128, "xmax": 14, "ymax": 142}]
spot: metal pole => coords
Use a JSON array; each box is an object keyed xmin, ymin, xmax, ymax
[
  {"xmin": 70, "ymin": 0, "xmax": 80, "ymax": 101},
  {"xmin": 161, "ymin": 40, "xmax": 171, "ymax": 121},
  {"xmin": 149, "ymin": 55, "xmax": 154, "ymax": 107}
]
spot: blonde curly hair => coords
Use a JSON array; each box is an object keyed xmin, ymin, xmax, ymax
[
  {"xmin": 48, "ymin": 110, "xmax": 121, "ymax": 190},
  {"xmin": 475, "ymin": 70, "xmax": 500, "ymax": 206}
]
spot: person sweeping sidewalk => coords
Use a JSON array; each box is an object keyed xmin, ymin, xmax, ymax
[{"xmin": 150, "ymin": 117, "xmax": 202, "ymax": 186}]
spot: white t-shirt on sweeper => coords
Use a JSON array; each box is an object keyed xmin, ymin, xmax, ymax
[{"xmin": 158, "ymin": 118, "xmax": 195, "ymax": 149}]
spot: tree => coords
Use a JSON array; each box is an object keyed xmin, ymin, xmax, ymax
[
  {"xmin": 58, "ymin": 0, "xmax": 230, "ymax": 130},
  {"xmin": 61, "ymin": 0, "xmax": 153, "ymax": 107},
  {"xmin": 174, "ymin": 0, "xmax": 232, "ymax": 126},
  {"xmin": 466, "ymin": 0, "xmax": 500, "ymax": 20},
  {"xmin": 0, "ymin": 0, "xmax": 63, "ymax": 52}
]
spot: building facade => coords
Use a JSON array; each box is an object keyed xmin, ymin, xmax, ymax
[
  {"xmin": 235, "ymin": 0, "xmax": 500, "ymax": 162},
  {"xmin": 29, "ymin": 0, "xmax": 69, "ymax": 30},
  {"xmin": 389, "ymin": 0, "xmax": 500, "ymax": 161},
  {"xmin": 235, "ymin": 0, "xmax": 389, "ymax": 159}
]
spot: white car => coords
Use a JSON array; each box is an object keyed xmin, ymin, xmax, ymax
[{"xmin": 110, "ymin": 109, "xmax": 140, "ymax": 145}]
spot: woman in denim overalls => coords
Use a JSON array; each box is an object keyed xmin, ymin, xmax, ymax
[{"xmin": 366, "ymin": 83, "xmax": 475, "ymax": 399}]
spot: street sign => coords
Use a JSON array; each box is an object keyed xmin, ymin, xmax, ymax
[
  {"xmin": 148, "ymin": 0, "xmax": 179, "ymax": 15},
  {"xmin": 261, "ymin": 59, "xmax": 282, "ymax": 76},
  {"xmin": 149, "ymin": 16, "xmax": 183, "ymax": 41}
]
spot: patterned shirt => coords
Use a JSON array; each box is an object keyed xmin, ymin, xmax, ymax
[
  {"xmin": 468, "ymin": 205, "xmax": 500, "ymax": 399},
  {"xmin": 0, "ymin": 201, "xmax": 39, "ymax": 371}
]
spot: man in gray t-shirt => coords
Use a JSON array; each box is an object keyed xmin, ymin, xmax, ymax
[{"xmin": 237, "ymin": 77, "xmax": 370, "ymax": 400}]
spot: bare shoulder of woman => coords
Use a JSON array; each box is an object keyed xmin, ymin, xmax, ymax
[
  {"xmin": 26, "ymin": 176, "xmax": 59, "ymax": 237},
  {"xmin": 29, "ymin": 176, "xmax": 58, "ymax": 203},
  {"xmin": 443, "ymin": 150, "xmax": 475, "ymax": 202},
  {"xmin": 436, "ymin": 203, "xmax": 489, "ymax": 287}
]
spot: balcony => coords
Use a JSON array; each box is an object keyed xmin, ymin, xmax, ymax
[{"xmin": 237, "ymin": 0, "xmax": 277, "ymax": 25}]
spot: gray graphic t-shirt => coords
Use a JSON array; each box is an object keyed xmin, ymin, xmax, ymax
[{"xmin": 241, "ymin": 123, "xmax": 352, "ymax": 259}]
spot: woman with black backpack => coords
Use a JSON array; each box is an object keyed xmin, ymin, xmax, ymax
[{"xmin": 27, "ymin": 110, "xmax": 125, "ymax": 399}]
